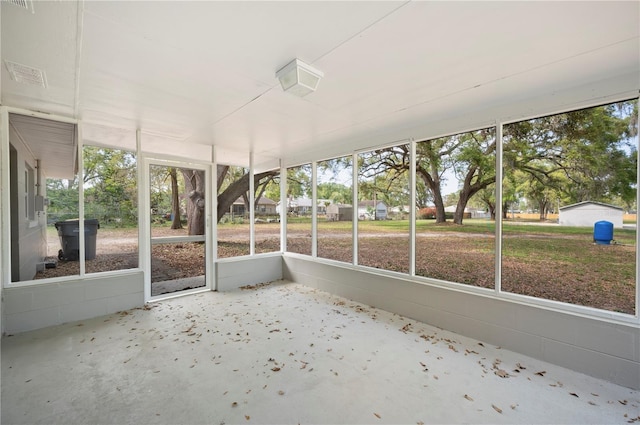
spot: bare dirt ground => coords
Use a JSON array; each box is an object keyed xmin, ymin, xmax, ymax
[{"xmin": 35, "ymin": 225, "xmax": 636, "ymax": 315}]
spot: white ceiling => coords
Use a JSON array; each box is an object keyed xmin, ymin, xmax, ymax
[{"xmin": 2, "ymin": 1, "xmax": 639, "ymax": 168}]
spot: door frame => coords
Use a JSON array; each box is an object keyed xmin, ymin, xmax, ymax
[{"xmin": 141, "ymin": 157, "xmax": 213, "ymax": 302}]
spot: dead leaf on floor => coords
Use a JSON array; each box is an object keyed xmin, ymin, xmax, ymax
[
  {"xmin": 619, "ymin": 400, "xmax": 628, "ymax": 405},
  {"xmin": 569, "ymin": 392, "xmax": 579, "ymax": 398},
  {"xmin": 400, "ymin": 324, "xmax": 412, "ymax": 333},
  {"xmin": 245, "ymin": 415, "xmax": 250, "ymax": 421},
  {"xmin": 231, "ymin": 402, "xmax": 238, "ymax": 407},
  {"xmin": 271, "ymin": 367, "xmax": 281, "ymax": 372},
  {"xmin": 495, "ymin": 369, "xmax": 509, "ymax": 378},
  {"xmin": 464, "ymin": 394, "xmax": 474, "ymax": 401},
  {"xmin": 535, "ymin": 371, "xmax": 547, "ymax": 376},
  {"xmin": 278, "ymin": 390, "xmax": 285, "ymax": 395},
  {"xmin": 492, "ymin": 404, "xmax": 502, "ymax": 414},
  {"xmin": 374, "ymin": 413, "xmax": 381, "ymax": 419}
]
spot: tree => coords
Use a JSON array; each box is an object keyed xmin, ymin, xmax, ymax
[
  {"xmin": 358, "ymin": 145, "xmax": 411, "ymax": 215},
  {"xmin": 317, "ymin": 182, "xmax": 352, "ymax": 204},
  {"xmin": 450, "ymin": 129, "xmax": 496, "ymax": 224},
  {"xmin": 359, "ymin": 131, "xmax": 496, "ymax": 225},
  {"xmin": 180, "ymin": 169, "xmax": 205, "ymax": 235},
  {"xmin": 168, "ymin": 168, "xmax": 182, "ymax": 229},
  {"xmin": 216, "ymin": 166, "xmax": 279, "ymax": 226},
  {"xmin": 82, "ymin": 146, "xmax": 137, "ymax": 225},
  {"xmin": 503, "ymin": 100, "xmax": 637, "ymax": 211}
]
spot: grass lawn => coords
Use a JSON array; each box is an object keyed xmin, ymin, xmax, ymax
[{"xmin": 287, "ymin": 218, "xmax": 636, "ymax": 315}]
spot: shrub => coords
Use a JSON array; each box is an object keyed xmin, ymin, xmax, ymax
[{"xmin": 417, "ymin": 207, "xmax": 437, "ymax": 219}]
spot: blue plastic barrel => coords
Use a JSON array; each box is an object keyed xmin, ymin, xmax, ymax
[{"xmin": 593, "ymin": 220, "xmax": 614, "ymax": 245}]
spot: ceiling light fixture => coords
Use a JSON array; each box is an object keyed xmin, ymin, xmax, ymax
[{"xmin": 276, "ymin": 58, "xmax": 324, "ymax": 97}]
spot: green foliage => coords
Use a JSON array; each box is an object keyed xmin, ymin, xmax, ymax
[
  {"xmin": 46, "ymin": 178, "xmax": 79, "ymax": 222},
  {"xmin": 83, "ymin": 146, "xmax": 138, "ymax": 226},
  {"xmin": 317, "ymin": 182, "xmax": 352, "ymax": 204},
  {"xmin": 287, "ymin": 164, "xmax": 312, "ymax": 198},
  {"xmin": 504, "ymin": 100, "xmax": 637, "ymax": 210},
  {"xmin": 358, "ymin": 146, "xmax": 411, "ymax": 208}
]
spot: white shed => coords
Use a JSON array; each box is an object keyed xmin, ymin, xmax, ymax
[
  {"xmin": 558, "ymin": 201, "xmax": 624, "ymax": 228},
  {"xmin": 357, "ymin": 200, "xmax": 387, "ymax": 220}
]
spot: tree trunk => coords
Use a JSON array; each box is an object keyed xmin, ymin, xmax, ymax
[
  {"xmin": 488, "ymin": 204, "xmax": 496, "ymax": 220},
  {"xmin": 454, "ymin": 189, "xmax": 472, "ymax": 224},
  {"xmin": 180, "ymin": 169, "xmax": 205, "ymax": 235},
  {"xmin": 538, "ymin": 199, "xmax": 548, "ymax": 221},
  {"xmin": 169, "ymin": 168, "xmax": 182, "ymax": 229},
  {"xmin": 417, "ymin": 167, "xmax": 446, "ymax": 223}
]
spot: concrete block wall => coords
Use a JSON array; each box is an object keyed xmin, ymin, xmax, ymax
[
  {"xmin": 283, "ymin": 255, "xmax": 640, "ymax": 390},
  {"xmin": 216, "ymin": 253, "xmax": 282, "ymax": 291},
  {"xmin": 2, "ymin": 270, "xmax": 144, "ymax": 334}
]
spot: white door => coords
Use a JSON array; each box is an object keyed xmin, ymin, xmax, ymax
[{"xmin": 143, "ymin": 159, "xmax": 212, "ymax": 301}]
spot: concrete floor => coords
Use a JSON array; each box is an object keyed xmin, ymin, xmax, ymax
[{"xmin": 2, "ymin": 281, "xmax": 638, "ymax": 424}]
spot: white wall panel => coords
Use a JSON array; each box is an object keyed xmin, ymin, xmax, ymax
[
  {"xmin": 3, "ymin": 271, "xmax": 143, "ymax": 334},
  {"xmin": 216, "ymin": 254, "xmax": 282, "ymax": 292}
]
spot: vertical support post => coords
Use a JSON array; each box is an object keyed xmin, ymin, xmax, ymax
[
  {"xmin": 0, "ymin": 107, "xmax": 11, "ymax": 286},
  {"xmin": 137, "ymin": 130, "xmax": 151, "ymax": 301},
  {"xmin": 409, "ymin": 139, "xmax": 416, "ymax": 276},
  {"xmin": 212, "ymin": 146, "xmax": 218, "ymax": 264},
  {"xmin": 77, "ymin": 123, "xmax": 85, "ymax": 276},
  {"xmin": 312, "ymin": 161, "xmax": 318, "ymax": 257},
  {"xmin": 280, "ymin": 163, "xmax": 287, "ymax": 253},
  {"xmin": 249, "ymin": 152, "xmax": 255, "ymax": 256},
  {"xmin": 494, "ymin": 122, "xmax": 503, "ymax": 294},
  {"xmin": 209, "ymin": 146, "xmax": 216, "ymax": 290},
  {"xmin": 636, "ymin": 97, "xmax": 640, "ymax": 323},
  {"xmin": 352, "ymin": 152, "xmax": 358, "ymax": 266}
]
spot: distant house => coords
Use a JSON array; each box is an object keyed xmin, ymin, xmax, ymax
[
  {"xmin": 559, "ymin": 201, "xmax": 624, "ymax": 228},
  {"xmin": 275, "ymin": 198, "xmax": 312, "ymax": 216},
  {"xmin": 357, "ymin": 200, "xmax": 387, "ymax": 220},
  {"xmin": 444, "ymin": 205, "xmax": 472, "ymax": 219},
  {"xmin": 326, "ymin": 204, "xmax": 353, "ymax": 221},
  {"xmin": 231, "ymin": 196, "xmax": 277, "ymax": 216}
]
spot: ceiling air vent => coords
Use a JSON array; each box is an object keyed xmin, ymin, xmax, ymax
[
  {"xmin": 5, "ymin": 61, "xmax": 47, "ymax": 88},
  {"xmin": 1, "ymin": 0, "xmax": 34, "ymax": 13}
]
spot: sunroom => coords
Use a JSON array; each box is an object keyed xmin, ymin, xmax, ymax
[{"xmin": 1, "ymin": 1, "xmax": 639, "ymax": 423}]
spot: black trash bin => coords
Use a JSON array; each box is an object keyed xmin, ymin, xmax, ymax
[{"xmin": 54, "ymin": 219, "xmax": 100, "ymax": 261}]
